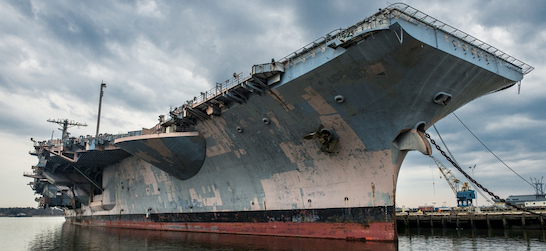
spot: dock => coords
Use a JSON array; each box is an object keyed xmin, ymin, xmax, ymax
[{"xmin": 396, "ymin": 210, "xmax": 546, "ymax": 230}]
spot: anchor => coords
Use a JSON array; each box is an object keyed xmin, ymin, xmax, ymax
[{"xmin": 303, "ymin": 124, "xmax": 339, "ymax": 153}]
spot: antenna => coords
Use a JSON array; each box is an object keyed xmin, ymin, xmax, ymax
[
  {"xmin": 47, "ymin": 119, "xmax": 87, "ymax": 140},
  {"xmin": 530, "ymin": 177, "xmax": 545, "ymax": 196}
]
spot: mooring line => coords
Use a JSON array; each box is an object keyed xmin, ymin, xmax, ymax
[{"xmin": 421, "ymin": 128, "xmax": 545, "ymax": 217}]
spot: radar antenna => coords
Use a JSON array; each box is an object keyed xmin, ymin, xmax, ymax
[
  {"xmin": 47, "ymin": 119, "xmax": 87, "ymax": 140},
  {"xmin": 531, "ymin": 177, "xmax": 545, "ymax": 196}
]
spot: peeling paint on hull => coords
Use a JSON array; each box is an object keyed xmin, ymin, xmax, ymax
[{"xmin": 28, "ymin": 4, "xmax": 532, "ymax": 243}]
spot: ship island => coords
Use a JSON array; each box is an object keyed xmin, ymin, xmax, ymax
[{"xmin": 24, "ymin": 3, "xmax": 533, "ymax": 241}]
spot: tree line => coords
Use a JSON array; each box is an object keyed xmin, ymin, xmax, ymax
[{"xmin": 0, "ymin": 207, "xmax": 63, "ymax": 217}]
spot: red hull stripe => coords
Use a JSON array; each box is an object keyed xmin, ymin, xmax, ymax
[{"xmin": 68, "ymin": 219, "xmax": 397, "ymax": 241}]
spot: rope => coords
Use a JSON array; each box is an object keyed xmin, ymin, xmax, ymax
[
  {"xmin": 452, "ymin": 112, "xmax": 536, "ymax": 189},
  {"xmin": 421, "ymin": 129, "xmax": 544, "ymax": 217},
  {"xmin": 433, "ymin": 125, "xmax": 494, "ymax": 205}
]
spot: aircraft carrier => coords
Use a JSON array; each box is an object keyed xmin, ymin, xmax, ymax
[{"xmin": 25, "ymin": 3, "xmax": 533, "ymax": 241}]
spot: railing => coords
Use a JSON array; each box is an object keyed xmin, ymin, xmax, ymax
[
  {"xmin": 32, "ymin": 130, "xmax": 146, "ymax": 152},
  {"xmin": 184, "ymin": 72, "xmax": 248, "ymax": 108},
  {"xmin": 388, "ymin": 3, "xmax": 534, "ymax": 75},
  {"xmin": 177, "ymin": 6, "xmax": 395, "ymax": 110},
  {"xmin": 177, "ymin": 3, "xmax": 533, "ymax": 113},
  {"xmin": 276, "ymin": 31, "xmax": 338, "ymax": 66},
  {"xmin": 277, "ymin": 9, "xmax": 397, "ymax": 67}
]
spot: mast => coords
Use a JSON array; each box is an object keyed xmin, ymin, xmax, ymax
[
  {"xmin": 47, "ymin": 119, "xmax": 87, "ymax": 140},
  {"xmin": 96, "ymin": 81, "xmax": 107, "ymax": 138}
]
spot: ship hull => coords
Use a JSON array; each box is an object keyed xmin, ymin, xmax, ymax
[
  {"xmin": 31, "ymin": 4, "xmax": 530, "ymax": 242},
  {"xmin": 66, "ymin": 22, "xmax": 517, "ymax": 241},
  {"xmin": 67, "ymin": 206, "xmax": 395, "ymax": 241}
]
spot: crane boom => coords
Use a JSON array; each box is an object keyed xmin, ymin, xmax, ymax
[
  {"xmin": 430, "ymin": 155, "xmax": 475, "ymax": 207},
  {"xmin": 430, "ymin": 155, "xmax": 460, "ymax": 195}
]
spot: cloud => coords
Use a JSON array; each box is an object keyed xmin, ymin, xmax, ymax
[
  {"xmin": 137, "ymin": 0, "xmax": 162, "ymax": 17},
  {"xmin": 484, "ymin": 113, "xmax": 546, "ymax": 132},
  {"xmin": 0, "ymin": 0, "xmax": 543, "ymax": 208}
]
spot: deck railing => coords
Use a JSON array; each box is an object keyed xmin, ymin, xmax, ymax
[
  {"xmin": 185, "ymin": 72, "xmax": 247, "ymax": 108},
  {"xmin": 178, "ymin": 3, "xmax": 533, "ymax": 112},
  {"xmin": 388, "ymin": 3, "xmax": 534, "ymax": 75}
]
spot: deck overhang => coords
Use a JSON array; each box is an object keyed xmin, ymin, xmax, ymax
[{"xmin": 115, "ymin": 132, "xmax": 206, "ymax": 180}]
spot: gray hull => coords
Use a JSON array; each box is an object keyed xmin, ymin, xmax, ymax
[{"xmin": 29, "ymin": 4, "xmax": 531, "ymax": 241}]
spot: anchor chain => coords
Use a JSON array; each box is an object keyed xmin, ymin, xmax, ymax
[{"xmin": 420, "ymin": 129, "xmax": 544, "ymax": 216}]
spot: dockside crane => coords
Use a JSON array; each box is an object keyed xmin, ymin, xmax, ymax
[{"xmin": 430, "ymin": 156, "xmax": 476, "ymax": 208}]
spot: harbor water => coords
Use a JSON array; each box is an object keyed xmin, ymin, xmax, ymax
[{"xmin": 1, "ymin": 217, "xmax": 545, "ymax": 250}]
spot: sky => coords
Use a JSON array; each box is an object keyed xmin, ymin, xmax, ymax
[{"xmin": 0, "ymin": 0, "xmax": 544, "ymax": 208}]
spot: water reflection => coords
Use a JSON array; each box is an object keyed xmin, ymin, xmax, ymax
[
  {"xmin": 399, "ymin": 227, "xmax": 546, "ymax": 250},
  {"xmin": 401, "ymin": 226, "xmax": 546, "ymax": 240},
  {"xmin": 25, "ymin": 219, "xmax": 546, "ymax": 251},
  {"xmin": 29, "ymin": 221, "xmax": 397, "ymax": 251}
]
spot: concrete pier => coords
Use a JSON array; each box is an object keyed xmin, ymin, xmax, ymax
[{"xmin": 397, "ymin": 211, "xmax": 546, "ymax": 230}]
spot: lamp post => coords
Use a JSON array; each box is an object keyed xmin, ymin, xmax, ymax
[{"xmin": 469, "ymin": 165, "xmax": 477, "ymax": 207}]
